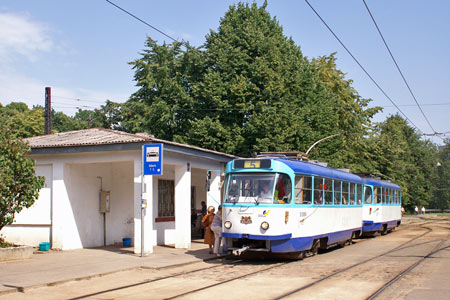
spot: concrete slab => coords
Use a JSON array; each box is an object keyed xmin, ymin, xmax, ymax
[{"xmin": 0, "ymin": 240, "xmax": 215, "ymax": 296}]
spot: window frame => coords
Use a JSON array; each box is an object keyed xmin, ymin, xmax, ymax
[{"xmin": 158, "ymin": 179, "xmax": 175, "ymax": 218}]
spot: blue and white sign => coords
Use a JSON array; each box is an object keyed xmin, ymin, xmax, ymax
[{"xmin": 143, "ymin": 144, "xmax": 163, "ymax": 175}]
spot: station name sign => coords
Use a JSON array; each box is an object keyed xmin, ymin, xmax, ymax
[{"xmin": 143, "ymin": 144, "xmax": 163, "ymax": 175}]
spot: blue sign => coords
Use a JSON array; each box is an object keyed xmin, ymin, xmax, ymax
[{"xmin": 143, "ymin": 144, "xmax": 163, "ymax": 175}]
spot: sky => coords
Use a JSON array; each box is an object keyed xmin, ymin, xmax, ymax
[{"xmin": 0, "ymin": 0, "xmax": 449, "ymax": 145}]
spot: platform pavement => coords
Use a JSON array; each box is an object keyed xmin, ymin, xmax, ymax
[{"xmin": 0, "ymin": 240, "xmax": 217, "ymax": 296}]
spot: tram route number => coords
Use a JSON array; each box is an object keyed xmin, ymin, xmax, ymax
[{"xmin": 244, "ymin": 161, "xmax": 261, "ymax": 168}]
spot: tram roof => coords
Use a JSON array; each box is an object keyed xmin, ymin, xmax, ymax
[
  {"xmin": 274, "ymin": 158, "xmax": 364, "ymax": 183},
  {"xmin": 361, "ymin": 177, "xmax": 401, "ymax": 189}
]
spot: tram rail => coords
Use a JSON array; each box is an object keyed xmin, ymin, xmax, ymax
[{"xmin": 66, "ymin": 220, "xmax": 442, "ymax": 300}]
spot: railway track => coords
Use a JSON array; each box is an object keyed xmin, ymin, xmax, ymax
[
  {"xmin": 67, "ymin": 258, "xmax": 294, "ymax": 300},
  {"xmin": 40, "ymin": 218, "xmax": 450, "ymax": 300},
  {"xmin": 366, "ymin": 234, "xmax": 450, "ymax": 299},
  {"xmin": 269, "ymin": 222, "xmax": 450, "ymax": 300}
]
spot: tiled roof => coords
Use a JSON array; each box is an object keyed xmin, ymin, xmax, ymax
[
  {"xmin": 24, "ymin": 128, "xmax": 148, "ymax": 148},
  {"xmin": 24, "ymin": 128, "xmax": 236, "ymax": 158}
]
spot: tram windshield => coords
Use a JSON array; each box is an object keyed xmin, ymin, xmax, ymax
[{"xmin": 225, "ymin": 173, "xmax": 291, "ymax": 204}]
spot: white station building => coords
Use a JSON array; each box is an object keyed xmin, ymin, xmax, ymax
[{"xmin": 0, "ymin": 128, "xmax": 235, "ymax": 255}]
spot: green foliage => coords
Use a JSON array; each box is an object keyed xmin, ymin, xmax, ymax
[
  {"xmin": 0, "ymin": 126, "xmax": 45, "ymax": 231},
  {"xmin": 370, "ymin": 115, "xmax": 438, "ymax": 210},
  {"xmin": 0, "ymin": 102, "xmax": 44, "ymax": 138},
  {"xmin": 431, "ymin": 141, "xmax": 450, "ymax": 211},
  {"xmin": 125, "ymin": 2, "xmax": 377, "ymax": 161}
]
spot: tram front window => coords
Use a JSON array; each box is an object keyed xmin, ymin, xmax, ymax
[{"xmin": 225, "ymin": 173, "xmax": 290, "ymax": 204}]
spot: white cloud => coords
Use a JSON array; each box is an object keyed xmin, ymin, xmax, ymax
[{"xmin": 0, "ymin": 12, "xmax": 53, "ymax": 61}]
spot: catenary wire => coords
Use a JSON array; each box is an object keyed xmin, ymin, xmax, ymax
[
  {"xmin": 53, "ymin": 95, "xmax": 114, "ymax": 104},
  {"xmin": 105, "ymin": 0, "xmax": 178, "ymax": 43},
  {"xmin": 362, "ymin": 0, "xmax": 439, "ymax": 135},
  {"xmin": 303, "ymin": 0, "xmax": 425, "ymax": 135}
]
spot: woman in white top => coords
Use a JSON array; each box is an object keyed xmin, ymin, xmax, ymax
[{"xmin": 211, "ymin": 205, "xmax": 223, "ymax": 256}]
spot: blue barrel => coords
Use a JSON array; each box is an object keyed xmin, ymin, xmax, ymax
[{"xmin": 122, "ymin": 238, "xmax": 131, "ymax": 247}]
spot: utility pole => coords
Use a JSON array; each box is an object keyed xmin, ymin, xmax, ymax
[{"xmin": 44, "ymin": 87, "xmax": 52, "ymax": 134}]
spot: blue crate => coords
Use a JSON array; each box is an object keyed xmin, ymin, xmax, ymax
[{"xmin": 39, "ymin": 242, "xmax": 50, "ymax": 251}]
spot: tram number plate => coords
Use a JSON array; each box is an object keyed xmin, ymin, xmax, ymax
[{"xmin": 299, "ymin": 211, "xmax": 307, "ymax": 217}]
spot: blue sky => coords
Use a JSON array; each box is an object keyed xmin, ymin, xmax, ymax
[{"xmin": 1, "ymin": 0, "xmax": 449, "ymax": 145}]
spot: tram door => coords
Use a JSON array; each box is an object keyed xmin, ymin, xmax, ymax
[{"xmin": 363, "ymin": 186, "xmax": 374, "ymax": 220}]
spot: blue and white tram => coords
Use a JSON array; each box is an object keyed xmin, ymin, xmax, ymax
[
  {"xmin": 361, "ymin": 178, "xmax": 402, "ymax": 235},
  {"xmin": 221, "ymin": 157, "xmax": 364, "ymax": 257}
]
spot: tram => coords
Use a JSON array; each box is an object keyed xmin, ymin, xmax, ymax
[
  {"xmin": 221, "ymin": 157, "xmax": 365, "ymax": 257},
  {"xmin": 361, "ymin": 177, "xmax": 402, "ymax": 236}
]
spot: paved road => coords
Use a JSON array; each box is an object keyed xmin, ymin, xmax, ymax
[{"xmin": 1, "ymin": 215, "xmax": 449, "ymax": 300}]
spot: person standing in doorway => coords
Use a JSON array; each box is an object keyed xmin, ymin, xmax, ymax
[
  {"xmin": 201, "ymin": 206, "xmax": 215, "ymax": 254},
  {"xmin": 200, "ymin": 201, "xmax": 207, "ymax": 238},
  {"xmin": 211, "ymin": 205, "xmax": 223, "ymax": 257}
]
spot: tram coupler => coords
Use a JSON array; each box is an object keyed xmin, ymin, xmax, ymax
[{"xmin": 232, "ymin": 246, "xmax": 250, "ymax": 256}]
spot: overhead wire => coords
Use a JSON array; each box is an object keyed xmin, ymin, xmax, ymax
[
  {"xmin": 105, "ymin": 0, "xmax": 179, "ymax": 43},
  {"xmin": 362, "ymin": 0, "xmax": 441, "ymax": 139},
  {"xmin": 303, "ymin": 0, "xmax": 425, "ymax": 135},
  {"xmin": 52, "ymin": 95, "xmax": 112, "ymax": 104}
]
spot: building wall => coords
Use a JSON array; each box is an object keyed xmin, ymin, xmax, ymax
[
  {"xmin": 1, "ymin": 164, "xmax": 52, "ymax": 246},
  {"xmin": 65, "ymin": 161, "xmax": 134, "ymax": 248},
  {"xmin": 2, "ymin": 146, "xmax": 229, "ymax": 251}
]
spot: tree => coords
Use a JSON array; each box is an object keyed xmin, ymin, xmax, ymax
[
  {"xmin": 0, "ymin": 126, "xmax": 45, "ymax": 231},
  {"xmin": 0, "ymin": 102, "xmax": 44, "ymax": 138},
  {"xmin": 125, "ymin": 2, "xmax": 377, "ymax": 160},
  {"xmin": 370, "ymin": 115, "xmax": 438, "ymax": 211},
  {"xmin": 431, "ymin": 141, "xmax": 450, "ymax": 211}
]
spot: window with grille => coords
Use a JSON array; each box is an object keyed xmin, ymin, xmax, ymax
[{"xmin": 158, "ymin": 180, "xmax": 174, "ymax": 217}]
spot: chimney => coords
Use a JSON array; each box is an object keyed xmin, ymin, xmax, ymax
[{"xmin": 44, "ymin": 87, "xmax": 51, "ymax": 134}]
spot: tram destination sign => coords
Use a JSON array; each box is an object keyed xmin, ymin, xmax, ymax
[
  {"xmin": 234, "ymin": 159, "xmax": 271, "ymax": 169},
  {"xmin": 143, "ymin": 144, "xmax": 163, "ymax": 175}
]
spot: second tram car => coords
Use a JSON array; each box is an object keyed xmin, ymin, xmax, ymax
[
  {"xmin": 361, "ymin": 177, "xmax": 402, "ymax": 236},
  {"xmin": 221, "ymin": 157, "xmax": 365, "ymax": 257}
]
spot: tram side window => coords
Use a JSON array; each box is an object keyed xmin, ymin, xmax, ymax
[
  {"xmin": 303, "ymin": 176, "xmax": 312, "ymax": 204},
  {"xmin": 349, "ymin": 183, "xmax": 356, "ymax": 205},
  {"xmin": 375, "ymin": 187, "xmax": 381, "ymax": 204},
  {"xmin": 314, "ymin": 176, "xmax": 324, "ymax": 205},
  {"xmin": 324, "ymin": 178, "xmax": 333, "ymax": 204},
  {"xmin": 364, "ymin": 186, "xmax": 372, "ymax": 204},
  {"xmin": 295, "ymin": 175, "xmax": 312, "ymax": 204},
  {"xmin": 342, "ymin": 181, "xmax": 349, "ymax": 205},
  {"xmin": 334, "ymin": 180, "xmax": 342, "ymax": 205},
  {"xmin": 390, "ymin": 189, "xmax": 394, "ymax": 204},
  {"xmin": 274, "ymin": 174, "xmax": 291, "ymax": 204},
  {"xmin": 357, "ymin": 184, "xmax": 363, "ymax": 204}
]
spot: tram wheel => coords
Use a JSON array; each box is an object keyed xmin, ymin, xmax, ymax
[{"xmin": 310, "ymin": 239, "xmax": 320, "ymax": 255}]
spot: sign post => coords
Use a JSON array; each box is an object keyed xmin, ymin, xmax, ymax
[{"xmin": 141, "ymin": 144, "xmax": 163, "ymax": 257}]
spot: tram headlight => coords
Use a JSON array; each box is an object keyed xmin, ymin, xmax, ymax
[
  {"xmin": 224, "ymin": 221, "xmax": 232, "ymax": 229},
  {"xmin": 261, "ymin": 221, "xmax": 269, "ymax": 230}
]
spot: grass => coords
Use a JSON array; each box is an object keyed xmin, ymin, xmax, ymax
[{"xmin": 0, "ymin": 236, "xmax": 15, "ymax": 248}]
